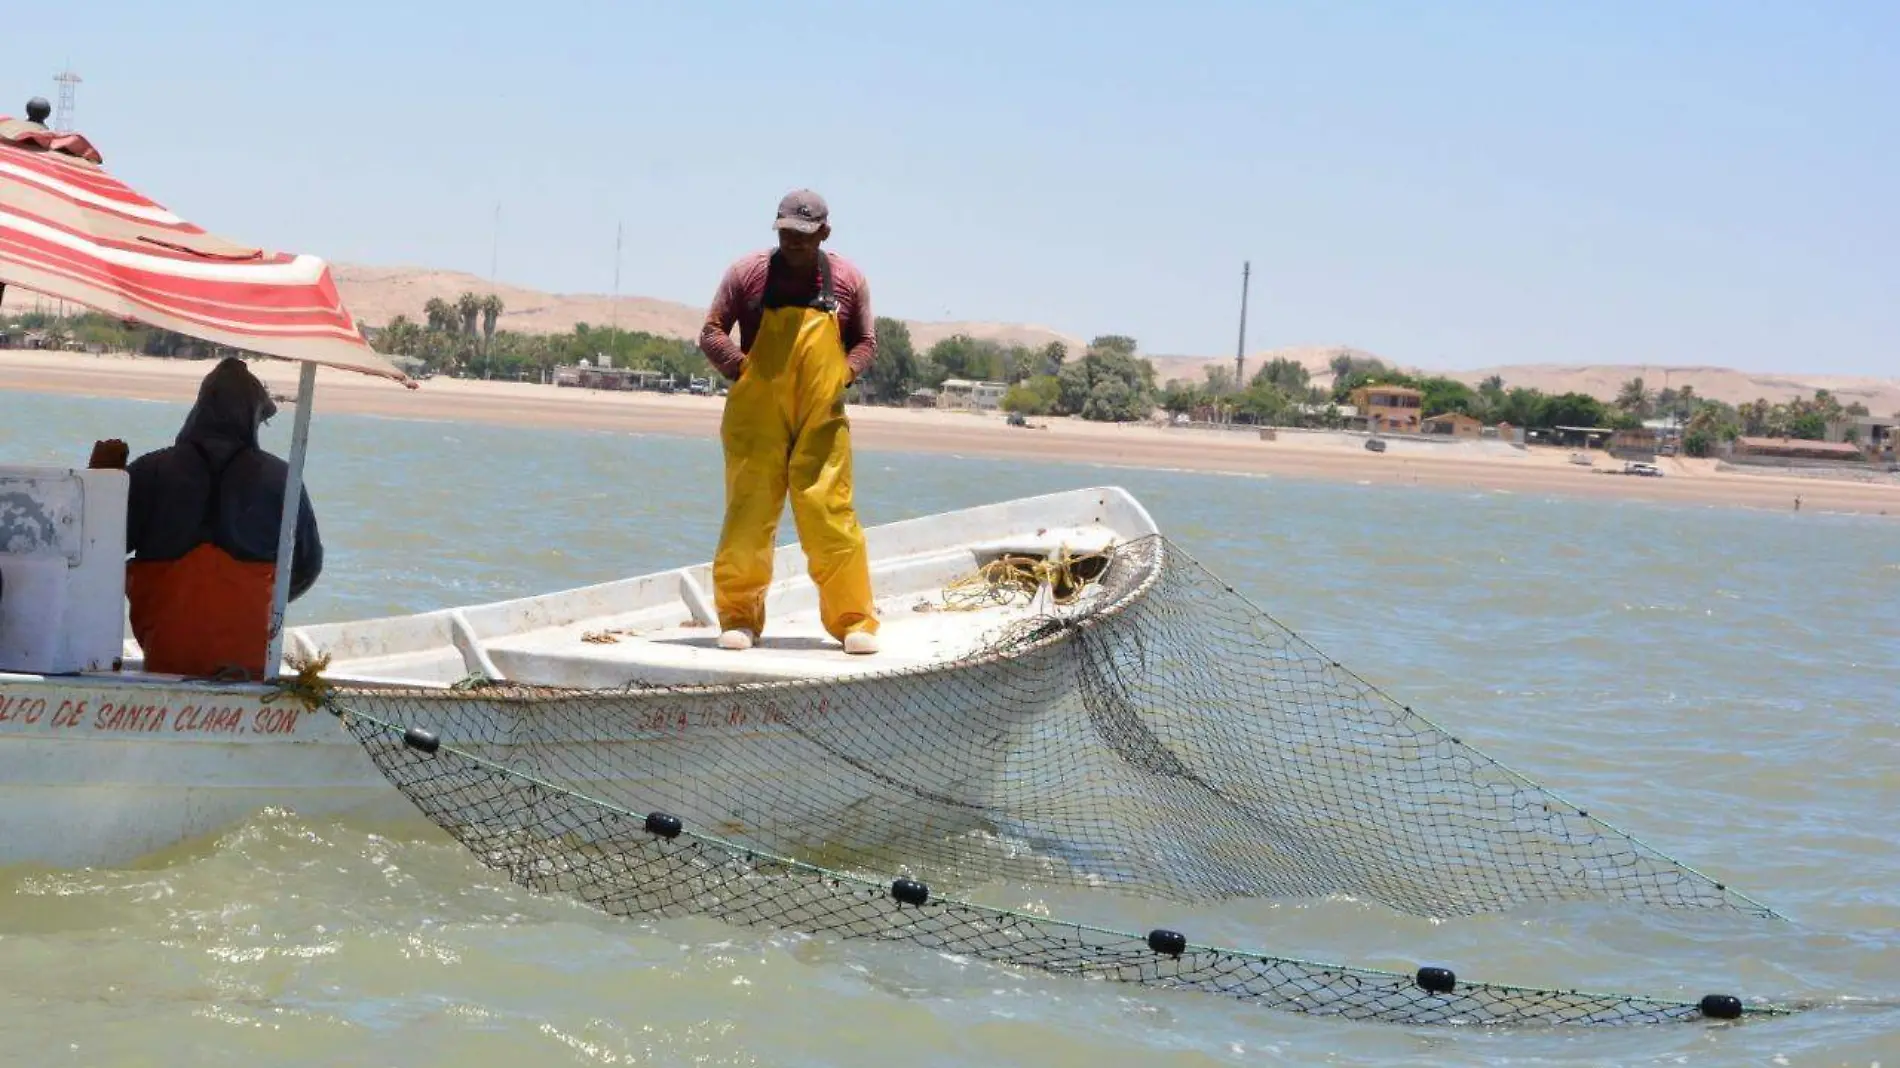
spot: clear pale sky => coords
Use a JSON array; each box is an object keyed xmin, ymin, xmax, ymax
[{"xmin": 29, "ymin": 1, "xmax": 1899, "ymax": 375}]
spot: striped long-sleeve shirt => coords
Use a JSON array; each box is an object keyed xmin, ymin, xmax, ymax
[{"xmin": 697, "ymin": 250, "xmax": 876, "ymax": 381}]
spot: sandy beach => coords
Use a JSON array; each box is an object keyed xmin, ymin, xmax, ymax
[{"xmin": 5, "ymin": 351, "xmax": 1895, "ymax": 518}]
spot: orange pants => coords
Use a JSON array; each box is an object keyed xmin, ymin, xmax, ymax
[{"xmin": 127, "ymin": 543, "xmax": 275, "ymax": 678}]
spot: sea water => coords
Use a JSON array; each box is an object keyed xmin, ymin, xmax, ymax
[{"xmin": 0, "ymin": 391, "xmax": 1895, "ymax": 1066}]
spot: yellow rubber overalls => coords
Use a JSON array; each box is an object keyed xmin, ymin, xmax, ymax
[{"xmin": 713, "ymin": 255, "xmax": 878, "ymax": 642}]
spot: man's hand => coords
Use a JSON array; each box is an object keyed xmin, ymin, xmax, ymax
[{"xmin": 88, "ymin": 439, "xmax": 129, "ymax": 470}]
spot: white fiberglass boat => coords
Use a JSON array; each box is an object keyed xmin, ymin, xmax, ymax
[{"xmin": 0, "ymin": 102, "xmax": 1160, "ymax": 868}]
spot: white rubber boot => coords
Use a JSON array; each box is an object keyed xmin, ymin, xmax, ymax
[
  {"xmin": 718, "ymin": 628, "xmax": 756, "ymax": 651},
  {"xmin": 843, "ymin": 630, "xmax": 880, "ymax": 655}
]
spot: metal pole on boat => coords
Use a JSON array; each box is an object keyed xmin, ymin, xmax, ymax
[{"xmin": 263, "ymin": 358, "xmax": 317, "ymax": 679}]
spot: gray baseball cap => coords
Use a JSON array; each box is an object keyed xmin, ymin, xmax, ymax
[{"xmin": 774, "ymin": 189, "xmax": 829, "ymax": 233}]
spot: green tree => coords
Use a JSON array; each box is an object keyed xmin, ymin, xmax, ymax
[
  {"xmin": 1203, "ymin": 364, "xmax": 1236, "ymax": 395},
  {"xmin": 1414, "ymin": 375, "xmax": 1479, "ymax": 417},
  {"xmin": 1536, "ymin": 392, "xmax": 1610, "ymax": 429},
  {"xmin": 1237, "ymin": 382, "xmax": 1294, "ymax": 423},
  {"xmin": 1160, "ymin": 381, "xmax": 1205, "ymax": 415},
  {"xmin": 1788, "ymin": 411, "xmax": 1827, "ymax": 440},
  {"xmin": 855, "ymin": 317, "xmax": 919, "ymax": 403},
  {"xmin": 1055, "ymin": 359, "xmax": 1094, "ymax": 415},
  {"xmin": 923, "ymin": 334, "xmax": 1008, "ymax": 386},
  {"xmin": 380, "ymin": 314, "xmax": 421, "ymax": 357},
  {"xmin": 1250, "ymin": 356, "xmax": 1309, "ymax": 395},
  {"xmin": 1332, "ymin": 367, "xmax": 1419, "ymax": 404},
  {"xmin": 1078, "ymin": 377, "xmax": 1131, "ymax": 420},
  {"xmin": 1002, "ymin": 375, "xmax": 1061, "ymax": 415}
]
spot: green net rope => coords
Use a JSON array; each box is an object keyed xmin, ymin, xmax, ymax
[{"xmin": 320, "ymin": 535, "xmax": 1788, "ymax": 1026}]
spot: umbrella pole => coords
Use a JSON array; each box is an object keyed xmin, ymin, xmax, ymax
[{"xmin": 264, "ymin": 359, "xmax": 316, "ymax": 679}]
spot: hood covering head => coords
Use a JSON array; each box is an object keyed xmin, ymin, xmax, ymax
[{"xmin": 176, "ymin": 357, "xmax": 278, "ymax": 447}]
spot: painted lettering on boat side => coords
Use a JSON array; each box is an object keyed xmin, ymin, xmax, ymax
[
  {"xmin": 633, "ymin": 696, "xmax": 833, "ymax": 734},
  {"xmin": 0, "ymin": 689, "xmax": 305, "ymax": 735},
  {"xmin": 0, "ymin": 694, "xmax": 50, "ymax": 725}
]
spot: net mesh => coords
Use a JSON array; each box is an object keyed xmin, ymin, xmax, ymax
[{"xmin": 318, "ymin": 534, "xmax": 1784, "ymax": 1027}]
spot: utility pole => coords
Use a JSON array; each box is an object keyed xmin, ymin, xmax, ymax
[
  {"xmin": 1234, "ymin": 260, "xmax": 1252, "ymax": 390},
  {"xmin": 1232, "ymin": 261, "xmax": 1252, "ymax": 425},
  {"xmin": 611, "ymin": 222, "xmax": 623, "ymax": 337}
]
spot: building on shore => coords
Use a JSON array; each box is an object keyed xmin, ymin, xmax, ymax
[
  {"xmin": 1610, "ymin": 426, "xmax": 1661, "ymax": 461},
  {"xmin": 1729, "ymin": 436, "xmax": 1867, "ymax": 465},
  {"xmin": 937, "ymin": 379, "xmax": 1008, "ymax": 412},
  {"xmin": 1348, "ymin": 384, "xmax": 1423, "ymax": 433},
  {"xmin": 1827, "ymin": 415, "xmax": 1897, "ymax": 457},
  {"xmin": 1421, "ymin": 411, "xmax": 1482, "ymax": 439}
]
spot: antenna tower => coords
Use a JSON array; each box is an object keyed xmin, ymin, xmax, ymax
[
  {"xmin": 1234, "ymin": 260, "xmax": 1252, "ymax": 391},
  {"xmin": 53, "ymin": 66, "xmax": 81, "ymax": 131},
  {"xmin": 611, "ymin": 222, "xmax": 623, "ymax": 335}
]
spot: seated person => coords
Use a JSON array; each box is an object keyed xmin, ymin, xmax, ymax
[{"xmin": 99, "ymin": 357, "xmax": 322, "ymax": 679}]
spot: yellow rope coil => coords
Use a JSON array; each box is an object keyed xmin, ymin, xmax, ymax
[
  {"xmin": 939, "ymin": 546, "xmax": 1112, "ymax": 612},
  {"xmin": 267, "ymin": 651, "xmax": 336, "ymax": 711}
]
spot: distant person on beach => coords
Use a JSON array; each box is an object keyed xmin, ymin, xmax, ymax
[
  {"xmin": 108, "ymin": 357, "xmax": 323, "ymax": 679},
  {"xmin": 697, "ymin": 189, "xmax": 880, "ymax": 655}
]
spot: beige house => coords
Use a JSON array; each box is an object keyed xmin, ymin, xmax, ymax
[
  {"xmin": 1349, "ymin": 384, "xmax": 1423, "ymax": 433},
  {"xmin": 937, "ymin": 379, "xmax": 1008, "ymax": 412},
  {"xmin": 1422, "ymin": 412, "xmax": 1482, "ymax": 439}
]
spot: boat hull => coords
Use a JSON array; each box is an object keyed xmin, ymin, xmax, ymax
[
  {"xmin": 0, "ymin": 678, "xmax": 411, "ymax": 867},
  {"xmin": 0, "ymin": 486, "xmax": 1163, "ymax": 869}
]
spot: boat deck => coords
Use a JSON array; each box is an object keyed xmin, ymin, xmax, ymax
[
  {"xmin": 475, "ymin": 593, "xmax": 1044, "ymax": 689},
  {"xmin": 105, "ymin": 490, "xmax": 1160, "ymax": 691},
  {"xmin": 285, "ymin": 498, "xmax": 1154, "ymax": 690}
]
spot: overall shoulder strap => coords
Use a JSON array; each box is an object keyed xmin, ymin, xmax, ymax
[{"xmin": 761, "ymin": 252, "xmax": 838, "ymax": 312}]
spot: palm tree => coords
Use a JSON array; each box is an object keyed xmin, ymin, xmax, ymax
[
  {"xmin": 456, "ymin": 292, "xmax": 481, "ymax": 340},
  {"xmin": 479, "ymin": 294, "xmax": 505, "ymax": 378},
  {"xmin": 1615, "ymin": 377, "xmax": 1652, "ymax": 419},
  {"xmin": 381, "ymin": 314, "xmax": 420, "ymax": 356},
  {"xmin": 418, "ymin": 300, "xmax": 450, "ymax": 332},
  {"xmin": 422, "ymin": 297, "xmax": 455, "ymax": 334}
]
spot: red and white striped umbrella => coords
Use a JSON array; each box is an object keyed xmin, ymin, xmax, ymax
[{"xmin": 0, "ymin": 114, "xmax": 412, "ymax": 387}]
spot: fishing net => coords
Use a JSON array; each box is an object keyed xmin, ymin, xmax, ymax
[{"xmin": 314, "ymin": 534, "xmax": 1786, "ymax": 1027}]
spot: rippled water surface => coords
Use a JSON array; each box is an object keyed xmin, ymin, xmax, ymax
[{"xmin": 2, "ymin": 392, "xmax": 1896, "ymax": 1066}]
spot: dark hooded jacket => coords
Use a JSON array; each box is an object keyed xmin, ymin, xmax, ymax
[{"xmin": 125, "ymin": 357, "xmax": 322, "ymax": 600}]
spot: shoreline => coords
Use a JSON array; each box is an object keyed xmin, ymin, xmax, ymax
[{"xmin": 3, "ymin": 351, "xmax": 1895, "ymax": 518}]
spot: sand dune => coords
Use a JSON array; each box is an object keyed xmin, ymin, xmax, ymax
[
  {"xmin": 3, "ymin": 350, "xmax": 1894, "ymax": 520},
  {"xmin": 10, "ymin": 263, "xmax": 1894, "ymax": 414},
  {"xmin": 1150, "ymin": 349, "xmax": 1900, "ymax": 414},
  {"xmin": 1443, "ymin": 363, "xmax": 1900, "ymax": 414},
  {"xmin": 325, "ymin": 265, "xmax": 1087, "ymax": 356}
]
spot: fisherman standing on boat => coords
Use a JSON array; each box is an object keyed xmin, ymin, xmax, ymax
[
  {"xmin": 114, "ymin": 357, "xmax": 323, "ymax": 679},
  {"xmin": 698, "ymin": 190, "xmax": 880, "ymax": 655}
]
